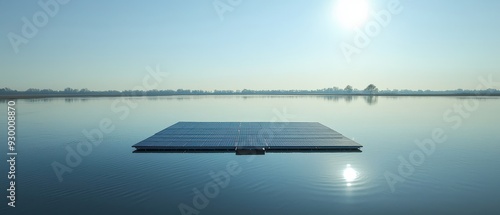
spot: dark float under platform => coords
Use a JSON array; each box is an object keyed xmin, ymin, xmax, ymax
[{"xmin": 133, "ymin": 122, "xmax": 362, "ymax": 155}]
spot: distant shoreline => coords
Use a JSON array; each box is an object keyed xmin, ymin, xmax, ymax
[{"xmin": 1, "ymin": 93, "xmax": 500, "ymax": 99}]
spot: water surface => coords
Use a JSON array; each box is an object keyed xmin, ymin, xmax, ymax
[{"xmin": 1, "ymin": 95, "xmax": 499, "ymax": 214}]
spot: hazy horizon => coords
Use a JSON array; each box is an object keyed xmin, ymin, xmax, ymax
[
  {"xmin": 2, "ymin": 84, "xmax": 500, "ymax": 93},
  {"xmin": 1, "ymin": 0, "xmax": 500, "ymax": 91}
]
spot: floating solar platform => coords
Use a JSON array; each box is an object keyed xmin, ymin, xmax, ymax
[{"xmin": 132, "ymin": 122, "xmax": 362, "ymax": 154}]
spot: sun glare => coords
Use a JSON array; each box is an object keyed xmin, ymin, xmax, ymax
[
  {"xmin": 343, "ymin": 164, "xmax": 359, "ymax": 186},
  {"xmin": 335, "ymin": 0, "xmax": 370, "ymax": 29}
]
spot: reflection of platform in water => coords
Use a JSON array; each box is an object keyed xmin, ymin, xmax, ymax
[{"xmin": 132, "ymin": 122, "xmax": 362, "ymax": 155}]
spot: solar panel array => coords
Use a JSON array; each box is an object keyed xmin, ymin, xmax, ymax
[{"xmin": 133, "ymin": 122, "xmax": 362, "ymax": 151}]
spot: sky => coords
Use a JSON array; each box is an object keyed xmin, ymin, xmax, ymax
[{"xmin": 1, "ymin": 0, "xmax": 499, "ymax": 91}]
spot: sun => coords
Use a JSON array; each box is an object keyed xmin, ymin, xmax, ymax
[{"xmin": 335, "ymin": 0, "xmax": 371, "ymax": 29}]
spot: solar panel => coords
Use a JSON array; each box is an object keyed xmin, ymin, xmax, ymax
[{"xmin": 133, "ymin": 122, "xmax": 362, "ymax": 153}]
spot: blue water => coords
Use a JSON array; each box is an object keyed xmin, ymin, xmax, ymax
[{"xmin": 1, "ymin": 96, "xmax": 499, "ymax": 214}]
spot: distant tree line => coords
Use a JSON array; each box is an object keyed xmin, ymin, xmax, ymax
[{"xmin": 1, "ymin": 84, "xmax": 499, "ymax": 97}]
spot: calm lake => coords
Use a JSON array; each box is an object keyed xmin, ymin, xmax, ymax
[{"xmin": 1, "ymin": 95, "xmax": 499, "ymax": 214}]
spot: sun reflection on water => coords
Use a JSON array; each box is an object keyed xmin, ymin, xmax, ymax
[{"xmin": 343, "ymin": 164, "xmax": 359, "ymax": 186}]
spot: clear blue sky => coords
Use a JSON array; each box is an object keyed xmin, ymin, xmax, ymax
[{"xmin": 1, "ymin": 0, "xmax": 499, "ymax": 91}]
